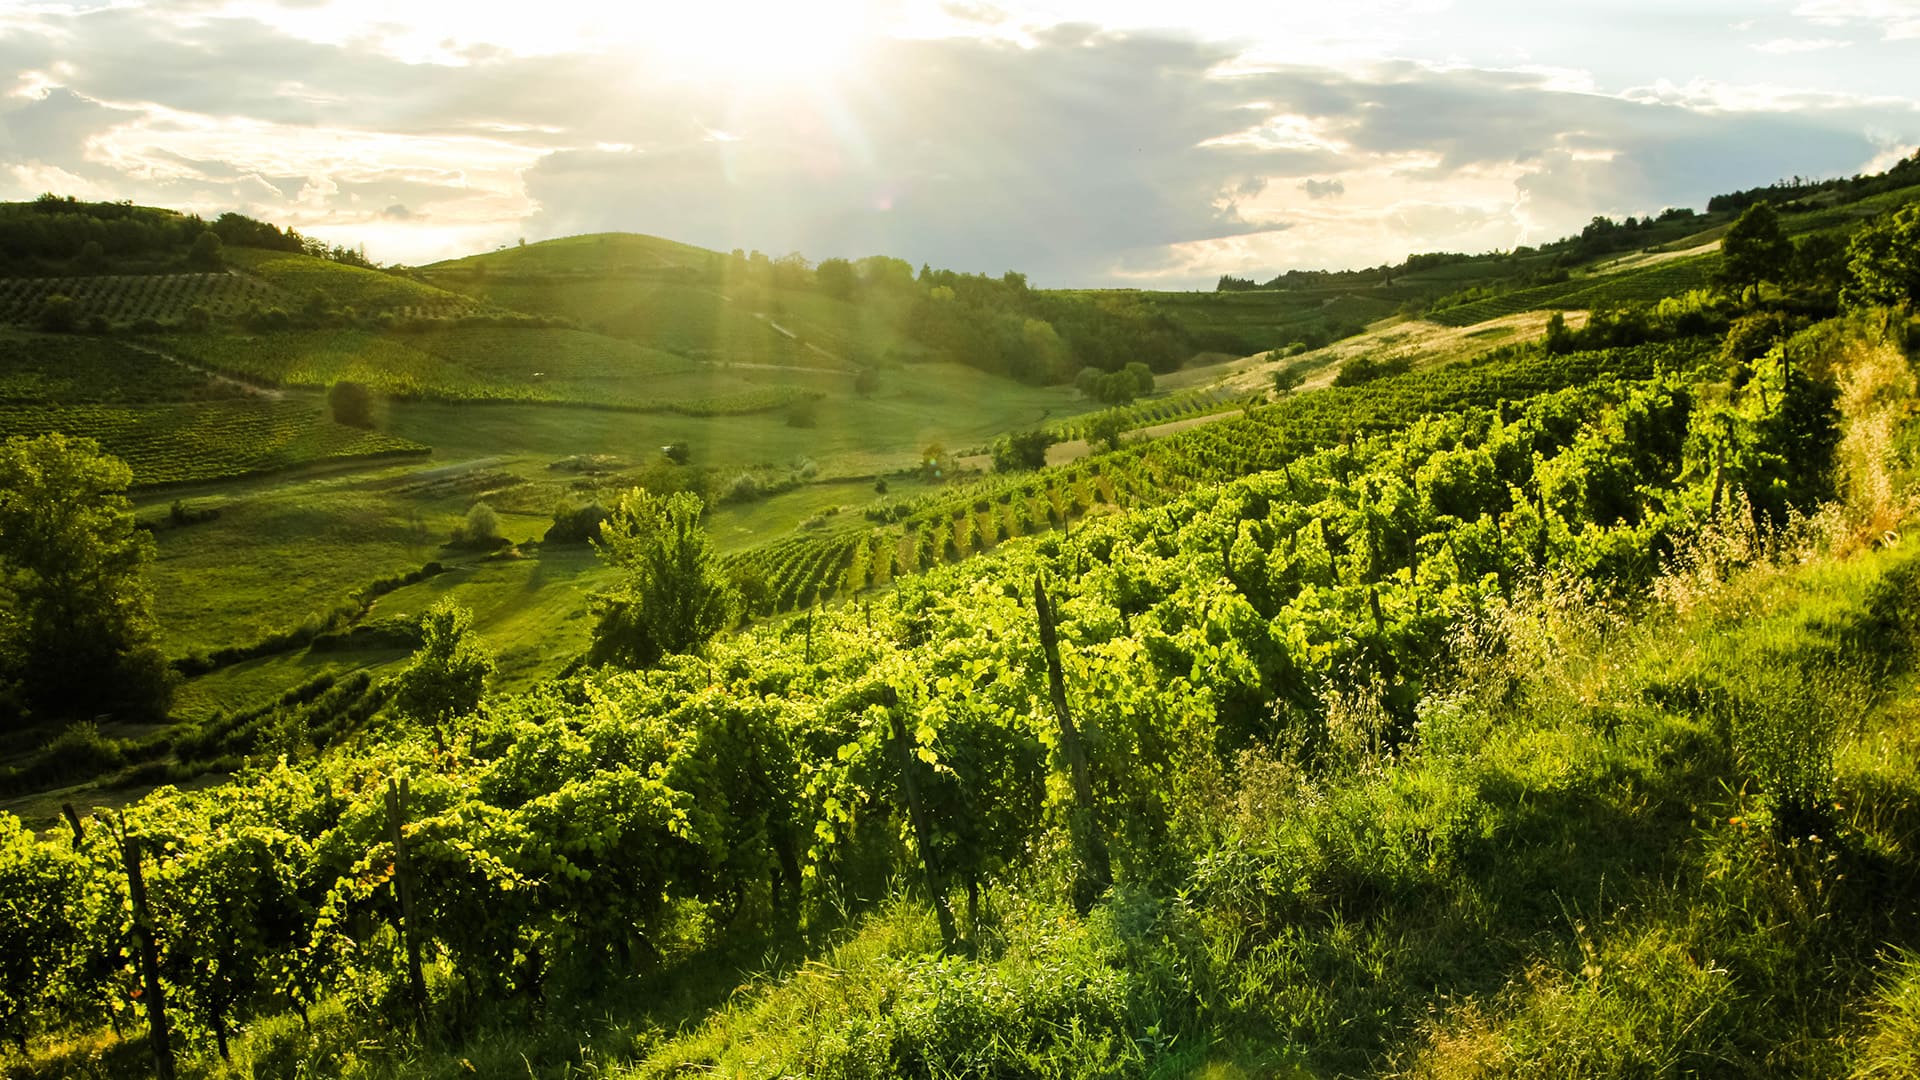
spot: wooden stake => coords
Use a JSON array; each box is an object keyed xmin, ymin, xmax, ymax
[
  {"xmin": 118, "ymin": 816, "xmax": 175, "ymax": 1080},
  {"xmin": 385, "ymin": 777, "xmax": 430, "ymax": 1032},
  {"xmin": 883, "ymin": 691, "xmax": 958, "ymax": 950},
  {"xmin": 1034, "ymin": 575, "xmax": 1111, "ymax": 914}
]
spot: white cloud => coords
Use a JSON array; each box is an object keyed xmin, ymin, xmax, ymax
[
  {"xmin": 1753, "ymin": 36, "xmax": 1852, "ymax": 52},
  {"xmin": 1793, "ymin": 0, "xmax": 1920, "ymax": 38}
]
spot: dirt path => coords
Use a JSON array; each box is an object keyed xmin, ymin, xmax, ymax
[
  {"xmin": 123, "ymin": 340, "xmax": 286, "ymax": 400},
  {"xmin": 754, "ymin": 312, "xmax": 855, "ymax": 370}
]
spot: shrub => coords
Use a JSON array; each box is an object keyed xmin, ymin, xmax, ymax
[
  {"xmin": 327, "ymin": 381, "xmax": 375, "ymax": 428},
  {"xmin": 465, "ymin": 501, "xmax": 500, "ymax": 543},
  {"xmin": 993, "ymin": 429, "xmax": 1056, "ymax": 472},
  {"xmin": 36, "ymin": 295, "xmax": 77, "ymax": 333}
]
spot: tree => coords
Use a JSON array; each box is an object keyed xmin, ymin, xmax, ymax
[
  {"xmin": 327, "ymin": 381, "xmax": 374, "ymax": 428},
  {"xmin": 816, "ymin": 257, "xmax": 856, "ymax": 301},
  {"xmin": 1842, "ymin": 202, "xmax": 1920, "ymax": 310},
  {"xmin": 588, "ymin": 489, "xmax": 738, "ymax": 667},
  {"xmin": 993, "ymin": 430, "xmax": 1056, "ymax": 472},
  {"xmin": 393, "ymin": 601, "xmax": 494, "ymax": 723},
  {"xmin": 0, "ymin": 435, "xmax": 172, "ymax": 725},
  {"xmin": 189, "ymin": 230, "xmax": 223, "ymax": 269},
  {"xmin": 462, "ymin": 501, "xmax": 500, "ymax": 546},
  {"xmin": 1086, "ymin": 412, "xmax": 1125, "ymax": 452},
  {"xmin": 1271, "ymin": 364, "xmax": 1305, "ymax": 396},
  {"xmin": 1716, "ymin": 200, "xmax": 1793, "ymax": 295}
]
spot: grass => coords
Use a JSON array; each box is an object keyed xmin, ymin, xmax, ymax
[
  {"xmin": 383, "ymin": 361, "xmax": 1089, "ymax": 477},
  {"xmin": 155, "ymin": 326, "xmax": 793, "ymax": 412},
  {"xmin": 425, "ymin": 231, "xmax": 723, "ymax": 275}
]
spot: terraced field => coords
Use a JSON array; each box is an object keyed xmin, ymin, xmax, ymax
[
  {"xmin": 0, "ymin": 400, "xmax": 427, "ymax": 486},
  {"xmin": 0, "ymin": 332, "xmax": 240, "ymax": 404},
  {"xmin": 0, "ymin": 272, "xmax": 283, "ymax": 326}
]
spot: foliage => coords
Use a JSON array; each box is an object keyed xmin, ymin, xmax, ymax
[
  {"xmin": 35, "ymin": 295, "xmax": 77, "ymax": 333},
  {"xmin": 993, "ymin": 429, "xmax": 1058, "ymax": 472},
  {"xmin": 1716, "ymin": 200, "xmax": 1794, "ymax": 294},
  {"xmin": 326, "ymin": 380, "xmax": 374, "ymax": 428},
  {"xmin": 392, "ymin": 601, "xmax": 495, "ymax": 724},
  {"xmin": 1844, "ymin": 202, "xmax": 1920, "ymax": 310},
  {"xmin": 0, "ymin": 433, "xmax": 171, "ymax": 724},
  {"xmin": 589, "ymin": 489, "xmax": 738, "ymax": 667}
]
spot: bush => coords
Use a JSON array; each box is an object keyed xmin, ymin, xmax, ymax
[
  {"xmin": 327, "ymin": 381, "xmax": 375, "ymax": 428},
  {"xmin": 36, "ymin": 295, "xmax": 77, "ymax": 333},
  {"xmin": 546, "ymin": 500, "xmax": 612, "ymax": 544},
  {"xmin": 993, "ymin": 429, "xmax": 1056, "ymax": 472},
  {"xmin": 190, "ymin": 229, "xmax": 223, "ymax": 268},
  {"xmin": 465, "ymin": 501, "xmax": 500, "ymax": 543},
  {"xmin": 1333, "ymin": 355, "xmax": 1413, "ymax": 387},
  {"xmin": 37, "ymin": 720, "xmax": 125, "ymax": 783}
]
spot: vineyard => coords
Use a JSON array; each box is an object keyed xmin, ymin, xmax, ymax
[
  {"xmin": 1046, "ymin": 386, "xmax": 1258, "ymax": 441},
  {"xmin": 0, "ymin": 333, "xmax": 240, "ymax": 404},
  {"xmin": 0, "ymin": 273, "xmax": 284, "ymax": 326},
  {"xmin": 725, "ymin": 338, "xmax": 1712, "ymax": 615},
  {"xmin": 3, "ymin": 307, "xmax": 1908, "ymax": 1077},
  {"xmin": 0, "ymin": 400, "xmax": 427, "ymax": 487},
  {"xmin": 1425, "ymin": 254, "xmax": 1719, "ymax": 326},
  {"xmin": 222, "ymin": 248, "xmax": 483, "ymax": 317}
]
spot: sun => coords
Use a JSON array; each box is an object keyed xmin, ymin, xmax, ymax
[{"xmin": 610, "ymin": 0, "xmax": 881, "ymax": 87}]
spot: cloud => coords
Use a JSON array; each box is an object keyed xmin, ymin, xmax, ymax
[
  {"xmin": 1793, "ymin": 0, "xmax": 1920, "ymax": 39},
  {"xmin": 1753, "ymin": 36, "xmax": 1852, "ymax": 52},
  {"xmin": 0, "ymin": 4, "xmax": 1915, "ymax": 281}
]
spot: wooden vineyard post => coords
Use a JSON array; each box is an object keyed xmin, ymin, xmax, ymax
[
  {"xmin": 118, "ymin": 814, "xmax": 175, "ymax": 1080},
  {"xmin": 883, "ymin": 689, "xmax": 959, "ymax": 951},
  {"xmin": 1034, "ymin": 574, "xmax": 1112, "ymax": 914},
  {"xmin": 385, "ymin": 777, "xmax": 430, "ymax": 1032}
]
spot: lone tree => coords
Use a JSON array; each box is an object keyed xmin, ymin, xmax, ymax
[
  {"xmin": 588, "ymin": 489, "xmax": 738, "ymax": 668},
  {"xmin": 393, "ymin": 601, "xmax": 494, "ymax": 724},
  {"xmin": 327, "ymin": 381, "xmax": 375, "ymax": 428},
  {"xmin": 0, "ymin": 434, "xmax": 172, "ymax": 726},
  {"xmin": 1716, "ymin": 200, "xmax": 1793, "ymax": 296}
]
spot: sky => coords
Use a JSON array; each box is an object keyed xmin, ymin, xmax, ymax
[{"xmin": 1, "ymin": 1, "xmax": 1916, "ymax": 287}]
